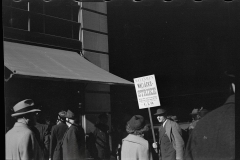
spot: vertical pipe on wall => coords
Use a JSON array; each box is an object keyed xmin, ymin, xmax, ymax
[
  {"xmin": 78, "ymin": 2, "xmax": 82, "ymax": 41},
  {"xmin": 27, "ymin": 2, "xmax": 30, "ymax": 31}
]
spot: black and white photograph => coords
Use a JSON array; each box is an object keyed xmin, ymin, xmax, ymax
[{"xmin": 4, "ymin": 0, "xmax": 237, "ymax": 160}]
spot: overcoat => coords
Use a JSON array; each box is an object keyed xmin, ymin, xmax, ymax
[
  {"xmin": 62, "ymin": 124, "xmax": 85, "ymax": 160},
  {"xmin": 121, "ymin": 134, "xmax": 153, "ymax": 160},
  {"xmin": 94, "ymin": 123, "xmax": 110, "ymax": 159},
  {"xmin": 32, "ymin": 122, "xmax": 50, "ymax": 159},
  {"xmin": 6, "ymin": 122, "xmax": 44, "ymax": 160},
  {"xmin": 184, "ymin": 94, "xmax": 235, "ymax": 160},
  {"xmin": 159, "ymin": 120, "xmax": 185, "ymax": 160},
  {"xmin": 50, "ymin": 122, "xmax": 68, "ymax": 160}
]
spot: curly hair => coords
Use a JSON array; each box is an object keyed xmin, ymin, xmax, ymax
[{"xmin": 126, "ymin": 123, "xmax": 150, "ymax": 136}]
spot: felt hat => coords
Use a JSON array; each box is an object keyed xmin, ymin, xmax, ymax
[
  {"xmin": 127, "ymin": 115, "xmax": 145, "ymax": 130},
  {"xmin": 57, "ymin": 111, "xmax": 66, "ymax": 122},
  {"xmin": 154, "ymin": 108, "xmax": 166, "ymax": 116},
  {"xmin": 198, "ymin": 109, "xmax": 209, "ymax": 117},
  {"xmin": 58, "ymin": 111, "xmax": 66, "ymax": 118},
  {"xmin": 65, "ymin": 109, "xmax": 76, "ymax": 119},
  {"xmin": 11, "ymin": 99, "xmax": 41, "ymax": 117},
  {"xmin": 190, "ymin": 109, "xmax": 199, "ymax": 115}
]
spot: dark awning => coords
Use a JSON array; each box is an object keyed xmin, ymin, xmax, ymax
[{"xmin": 4, "ymin": 41, "xmax": 133, "ymax": 85}]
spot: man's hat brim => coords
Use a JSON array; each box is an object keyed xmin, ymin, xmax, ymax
[
  {"xmin": 11, "ymin": 109, "xmax": 41, "ymax": 117},
  {"xmin": 154, "ymin": 108, "xmax": 167, "ymax": 115},
  {"xmin": 154, "ymin": 112, "xmax": 165, "ymax": 116},
  {"xmin": 190, "ymin": 113, "xmax": 198, "ymax": 115}
]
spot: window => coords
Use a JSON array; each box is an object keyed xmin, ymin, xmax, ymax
[{"xmin": 3, "ymin": 0, "xmax": 81, "ymax": 40}]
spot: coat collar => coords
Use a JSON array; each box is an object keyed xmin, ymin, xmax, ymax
[
  {"xmin": 123, "ymin": 134, "xmax": 148, "ymax": 148},
  {"xmin": 164, "ymin": 119, "xmax": 173, "ymax": 142},
  {"xmin": 14, "ymin": 122, "xmax": 30, "ymax": 128}
]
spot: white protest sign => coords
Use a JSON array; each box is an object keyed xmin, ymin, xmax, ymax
[{"xmin": 134, "ymin": 75, "xmax": 161, "ymax": 109}]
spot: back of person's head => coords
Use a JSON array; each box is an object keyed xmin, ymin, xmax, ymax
[
  {"xmin": 126, "ymin": 115, "xmax": 149, "ymax": 136},
  {"xmin": 44, "ymin": 115, "xmax": 52, "ymax": 125},
  {"xmin": 98, "ymin": 113, "xmax": 108, "ymax": 124},
  {"xmin": 58, "ymin": 110, "xmax": 67, "ymax": 123},
  {"xmin": 65, "ymin": 109, "xmax": 79, "ymax": 124}
]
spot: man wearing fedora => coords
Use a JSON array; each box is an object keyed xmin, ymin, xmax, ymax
[
  {"xmin": 49, "ymin": 111, "xmax": 68, "ymax": 160},
  {"xmin": 62, "ymin": 109, "xmax": 85, "ymax": 160},
  {"xmin": 152, "ymin": 108, "xmax": 185, "ymax": 160},
  {"xmin": 188, "ymin": 108, "xmax": 201, "ymax": 134},
  {"xmin": 189, "ymin": 109, "xmax": 199, "ymax": 122},
  {"xmin": 31, "ymin": 113, "xmax": 51, "ymax": 160},
  {"xmin": 121, "ymin": 115, "xmax": 153, "ymax": 160},
  {"xmin": 6, "ymin": 99, "xmax": 44, "ymax": 160}
]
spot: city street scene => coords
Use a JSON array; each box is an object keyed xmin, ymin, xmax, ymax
[{"xmin": 4, "ymin": 0, "xmax": 237, "ymax": 160}]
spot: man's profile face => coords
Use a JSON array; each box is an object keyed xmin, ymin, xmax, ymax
[{"xmin": 157, "ymin": 115, "xmax": 166, "ymax": 123}]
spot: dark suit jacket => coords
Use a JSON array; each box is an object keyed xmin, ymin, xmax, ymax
[
  {"xmin": 184, "ymin": 94, "xmax": 235, "ymax": 160},
  {"xmin": 159, "ymin": 119, "xmax": 185, "ymax": 160},
  {"xmin": 32, "ymin": 122, "xmax": 50, "ymax": 159},
  {"xmin": 62, "ymin": 124, "xmax": 85, "ymax": 160},
  {"xmin": 93, "ymin": 123, "xmax": 110, "ymax": 159},
  {"xmin": 50, "ymin": 122, "xmax": 68, "ymax": 160}
]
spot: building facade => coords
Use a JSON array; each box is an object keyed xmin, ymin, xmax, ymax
[{"xmin": 3, "ymin": 0, "xmax": 132, "ymax": 157}]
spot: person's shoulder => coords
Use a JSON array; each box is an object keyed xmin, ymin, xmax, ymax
[
  {"xmin": 56, "ymin": 122, "xmax": 67, "ymax": 128},
  {"xmin": 168, "ymin": 120, "xmax": 182, "ymax": 129},
  {"xmin": 193, "ymin": 96, "xmax": 235, "ymax": 133},
  {"xmin": 201, "ymin": 96, "xmax": 234, "ymax": 123},
  {"xmin": 51, "ymin": 124, "xmax": 59, "ymax": 131},
  {"xmin": 168, "ymin": 119, "xmax": 178, "ymax": 126},
  {"xmin": 22, "ymin": 127, "xmax": 36, "ymax": 138},
  {"xmin": 69, "ymin": 124, "xmax": 81, "ymax": 131},
  {"xmin": 124, "ymin": 134, "xmax": 149, "ymax": 148}
]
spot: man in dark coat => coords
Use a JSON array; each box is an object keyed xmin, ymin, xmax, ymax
[
  {"xmin": 31, "ymin": 114, "xmax": 51, "ymax": 160},
  {"xmin": 62, "ymin": 109, "xmax": 86, "ymax": 160},
  {"xmin": 152, "ymin": 108, "xmax": 185, "ymax": 160},
  {"xmin": 49, "ymin": 111, "xmax": 68, "ymax": 160},
  {"xmin": 184, "ymin": 81, "xmax": 235, "ymax": 160},
  {"xmin": 93, "ymin": 113, "xmax": 111, "ymax": 160}
]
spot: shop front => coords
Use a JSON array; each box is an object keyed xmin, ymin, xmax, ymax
[{"xmin": 4, "ymin": 41, "xmax": 133, "ymax": 157}]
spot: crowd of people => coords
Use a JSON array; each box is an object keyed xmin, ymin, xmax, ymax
[
  {"xmin": 6, "ymin": 72, "xmax": 235, "ymax": 160},
  {"xmin": 5, "ymin": 101, "xmax": 112, "ymax": 160},
  {"xmin": 116, "ymin": 78, "xmax": 235, "ymax": 160}
]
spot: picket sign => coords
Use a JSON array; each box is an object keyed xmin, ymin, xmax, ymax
[{"xmin": 133, "ymin": 74, "xmax": 160, "ymax": 152}]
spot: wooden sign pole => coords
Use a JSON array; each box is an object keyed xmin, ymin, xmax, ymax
[{"xmin": 148, "ymin": 108, "xmax": 158, "ymax": 153}]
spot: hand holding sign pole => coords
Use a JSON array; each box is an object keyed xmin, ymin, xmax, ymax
[{"xmin": 134, "ymin": 75, "xmax": 160, "ymax": 153}]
